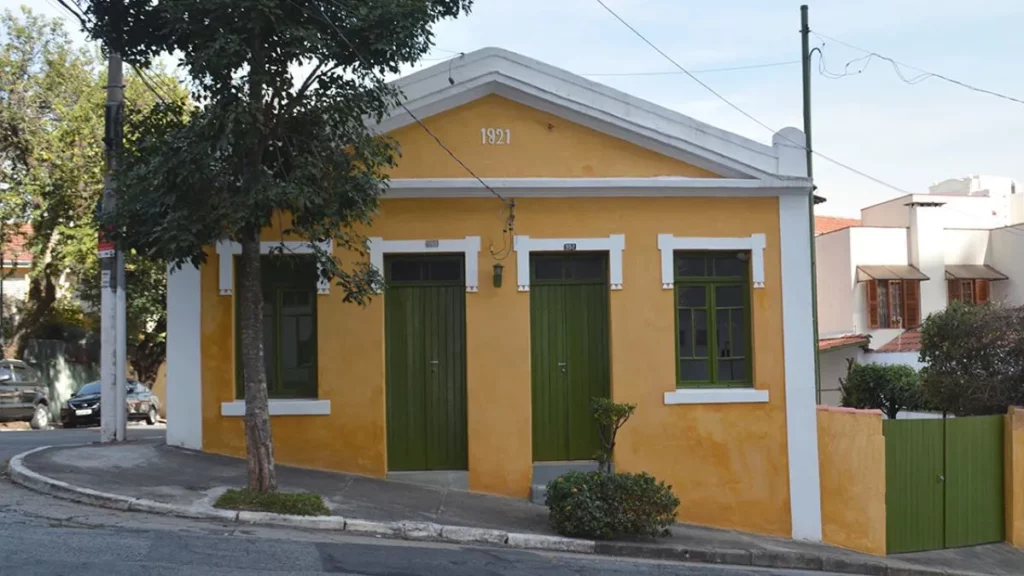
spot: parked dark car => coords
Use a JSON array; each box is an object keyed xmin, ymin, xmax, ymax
[
  {"xmin": 61, "ymin": 380, "xmax": 161, "ymax": 429},
  {"xmin": 0, "ymin": 359, "xmax": 51, "ymax": 429}
]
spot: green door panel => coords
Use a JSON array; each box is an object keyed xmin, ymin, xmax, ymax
[
  {"xmin": 530, "ymin": 253, "xmax": 610, "ymax": 462},
  {"xmin": 385, "ymin": 257, "xmax": 467, "ymax": 472},
  {"xmin": 884, "ymin": 419, "xmax": 945, "ymax": 554},
  {"xmin": 944, "ymin": 415, "xmax": 1004, "ymax": 548}
]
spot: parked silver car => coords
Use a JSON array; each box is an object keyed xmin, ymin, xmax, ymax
[{"xmin": 0, "ymin": 359, "xmax": 51, "ymax": 429}]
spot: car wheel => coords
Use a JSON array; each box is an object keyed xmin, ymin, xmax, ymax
[
  {"xmin": 30, "ymin": 405, "xmax": 50, "ymax": 430},
  {"xmin": 146, "ymin": 406, "xmax": 158, "ymax": 425}
]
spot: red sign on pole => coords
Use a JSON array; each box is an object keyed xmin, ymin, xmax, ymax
[{"xmin": 98, "ymin": 228, "xmax": 115, "ymax": 259}]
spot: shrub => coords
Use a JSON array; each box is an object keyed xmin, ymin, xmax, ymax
[
  {"xmin": 919, "ymin": 302, "xmax": 1024, "ymax": 415},
  {"xmin": 214, "ymin": 488, "xmax": 330, "ymax": 516},
  {"xmin": 591, "ymin": 397, "xmax": 636, "ymax": 474},
  {"xmin": 840, "ymin": 360, "xmax": 921, "ymax": 419},
  {"xmin": 545, "ymin": 470, "xmax": 679, "ymax": 539}
]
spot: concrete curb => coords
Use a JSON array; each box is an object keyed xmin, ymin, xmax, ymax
[{"xmin": 7, "ymin": 446, "xmax": 983, "ymax": 576}]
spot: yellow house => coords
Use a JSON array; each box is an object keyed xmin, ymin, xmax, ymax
[{"xmin": 165, "ymin": 48, "xmax": 821, "ymax": 541}]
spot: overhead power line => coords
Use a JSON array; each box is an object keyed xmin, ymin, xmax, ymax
[
  {"xmin": 811, "ymin": 31, "xmax": 1024, "ymax": 107},
  {"xmin": 580, "ymin": 60, "xmax": 800, "ymax": 77},
  {"xmin": 590, "ymin": 0, "xmax": 969, "ymax": 208}
]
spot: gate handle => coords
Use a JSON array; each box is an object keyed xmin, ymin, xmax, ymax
[
  {"xmin": 938, "ymin": 474, "xmax": 945, "ymax": 484},
  {"xmin": 557, "ymin": 362, "xmax": 567, "ymax": 374}
]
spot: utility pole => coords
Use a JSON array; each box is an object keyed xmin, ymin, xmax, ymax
[
  {"xmin": 801, "ymin": 5, "xmax": 822, "ymax": 404},
  {"xmin": 100, "ymin": 46, "xmax": 127, "ymax": 442}
]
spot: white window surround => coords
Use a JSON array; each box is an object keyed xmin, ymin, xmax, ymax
[
  {"xmin": 664, "ymin": 388, "xmax": 769, "ymax": 405},
  {"xmin": 216, "ymin": 240, "xmax": 333, "ymax": 296},
  {"xmin": 658, "ymin": 233, "xmax": 766, "ymax": 289},
  {"xmin": 513, "ymin": 234, "xmax": 625, "ymax": 292},
  {"xmin": 221, "ymin": 399, "xmax": 331, "ymax": 417},
  {"xmin": 367, "ymin": 236, "xmax": 481, "ymax": 293}
]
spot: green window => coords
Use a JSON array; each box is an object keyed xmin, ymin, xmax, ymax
[
  {"xmin": 674, "ymin": 251, "xmax": 752, "ymax": 388},
  {"xmin": 235, "ymin": 255, "xmax": 318, "ymax": 399}
]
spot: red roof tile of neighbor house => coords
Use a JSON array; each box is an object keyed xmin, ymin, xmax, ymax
[
  {"xmin": 874, "ymin": 329, "xmax": 922, "ymax": 353},
  {"xmin": 815, "ymin": 216, "xmax": 861, "ymax": 235},
  {"xmin": 1, "ymin": 224, "xmax": 32, "ymax": 265},
  {"xmin": 818, "ymin": 334, "xmax": 870, "ymax": 352}
]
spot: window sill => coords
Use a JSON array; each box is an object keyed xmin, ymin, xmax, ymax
[
  {"xmin": 663, "ymin": 388, "xmax": 769, "ymax": 405},
  {"xmin": 221, "ymin": 399, "xmax": 331, "ymax": 417}
]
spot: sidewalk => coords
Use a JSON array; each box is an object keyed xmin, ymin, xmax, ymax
[{"xmin": 9, "ymin": 439, "xmax": 1021, "ymax": 576}]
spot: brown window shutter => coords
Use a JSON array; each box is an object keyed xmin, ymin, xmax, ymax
[
  {"xmin": 867, "ymin": 280, "xmax": 879, "ymax": 329},
  {"xmin": 903, "ymin": 280, "xmax": 921, "ymax": 328},
  {"xmin": 976, "ymin": 279, "xmax": 990, "ymax": 304},
  {"xmin": 948, "ymin": 279, "xmax": 960, "ymax": 304}
]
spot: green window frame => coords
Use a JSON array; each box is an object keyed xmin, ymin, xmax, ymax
[
  {"xmin": 235, "ymin": 255, "xmax": 318, "ymax": 399},
  {"xmin": 674, "ymin": 251, "xmax": 753, "ymax": 388}
]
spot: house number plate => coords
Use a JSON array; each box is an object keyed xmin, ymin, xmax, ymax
[
  {"xmin": 563, "ymin": 243, "xmax": 577, "ymax": 251},
  {"xmin": 425, "ymin": 240, "xmax": 440, "ymax": 248}
]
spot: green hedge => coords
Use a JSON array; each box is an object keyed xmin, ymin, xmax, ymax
[{"xmin": 545, "ymin": 470, "xmax": 679, "ymax": 539}]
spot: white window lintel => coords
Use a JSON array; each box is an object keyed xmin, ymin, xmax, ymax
[
  {"xmin": 221, "ymin": 399, "xmax": 331, "ymax": 417},
  {"xmin": 367, "ymin": 236, "xmax": 481, "ymax": 293},
  {"xmin": 216, "ymin": 239, "xmax": 333, "ymax": 296},
  {"xmin": 514, "ymin": 234, "xmax": 625, "ymax": 292},
  {"xmin": 663, "ymin": 388, "xmax": 769, "ymax": 405},
  {"xmin": 657, "ymin": 233, "xmax": 766, "ymax": 289}
]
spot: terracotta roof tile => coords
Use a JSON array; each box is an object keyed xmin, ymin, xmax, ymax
[
  {"xmin": 1, "ymin": 224, "xmax": 32, "ymax": 265},
  {"xmin": 815, "ymin": 216, "xmax": 861, "ymax": 235},
  {"xmin": 874, "ymin": 329, "xmax": 922, "ymax": 353},
  {"xmin": 819, "ymin": 334, "xmax": 870, "ymax": 352}
]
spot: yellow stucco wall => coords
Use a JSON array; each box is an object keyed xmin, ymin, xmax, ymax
[
  {"xmin": 1006, "ymin": 407, "xmax": 1024, "ymax": 547},
  {"xmin": 199, "ymin": 95, "xmax": 794, "ymax": 537},
  {"xmin": 388, "ymin": 95, "xmax": 719, "ymax": 179},
  {"xmin": 817, "ymin": 406, "xmax": 886, "ymax": 556}
]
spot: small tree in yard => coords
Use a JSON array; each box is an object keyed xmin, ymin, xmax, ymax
[
  {"xmin": 840, "ymin": 360, "xmax": 922, "ymax": 419},
  {"xmin": 545, "ymin": 399, "xmax": 679, "ymax": 540},
  {"xmin": 80, "ymin": 0, "xmax": 472, "ymax": 493},
  {"xmin": 919, "ymin": 302, "xmax": 1024, "ymax": 415}
]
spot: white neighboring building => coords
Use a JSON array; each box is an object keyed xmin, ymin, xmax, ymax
[{"xmin": 815, "ymin": 175, "xmax": 1023, "ymax": 406}]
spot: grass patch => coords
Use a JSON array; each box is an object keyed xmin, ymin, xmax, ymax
[{"xmin": 213, "ymin": 488, "xmax": 330, "ymax": 516}]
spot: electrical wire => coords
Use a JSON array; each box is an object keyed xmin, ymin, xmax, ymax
[
  {"xmin": 591, "ymin": 0, "xmax": 992, "ymax": 213},
  {"xmin": 580, "ymin": 60, "xmax": 800, "ymax": 77},
  {"xmin": 811, "ymin": 31, "xmax": 1024, "ymax": 107}
]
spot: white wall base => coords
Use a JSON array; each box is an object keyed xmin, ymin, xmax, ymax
[{"xmin": 166, "ymin": 264, "xmax": 203, "ymax": 450}]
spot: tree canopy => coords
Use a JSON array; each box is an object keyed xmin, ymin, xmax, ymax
[
  {"xmin": 78, "ymin": 0, "xmax": 473, "ymax": 492},
  {"xmin": 0, "ymin": 7, "xmax": 183, "ymax": 379}
]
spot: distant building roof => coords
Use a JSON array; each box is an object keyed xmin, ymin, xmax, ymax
[
  {"xmin": 1, "ymin": 224, "xmax": 32, "ymax": 266},
  {"xmin": 874, "ymin": 329, "xmax": 922, "ymax": 353},
  {"xmin": 819, "ymin": 334, "xmax": 870, "ymax": 352},
  {"xmin": 815, "ymin": 216, "xmax": 861, "ymax": 235}
]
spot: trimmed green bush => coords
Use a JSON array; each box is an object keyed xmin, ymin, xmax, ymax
[
  {"xmin": 840, "ymin": 360, "xmax": 922, "ymax": 419},
  {"xmin": 545, "ymin": 470, "xmax": 679, "ymax": 539},
  {"xmin": 214, "ymin": 488, "xmax": 330, "ymax": 516}
]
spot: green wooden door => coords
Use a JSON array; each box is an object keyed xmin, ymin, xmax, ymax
[
  {"xmin": 385, "ymin": 256, "xmax": 467, "ymax": 472},
  {"xmin": 530, "ymin": 253, "xmax": 610, "ymax": 462},
  {"xmin": 944, "ymin": 415, "xmax": 1004, "ymax": 548},
  {"xmin": 884, "ymin": 419, "xmax": 945, "ymax": 554}
]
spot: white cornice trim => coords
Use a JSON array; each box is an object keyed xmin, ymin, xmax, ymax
[
  {"xmin": 216, "ymin": 240, "xmax": 333, "ymax": 296},
  {"xmin": 367, "ymin": 236, "xmax": 481, "ymax": 293},
  {"xmin": 513, "ymin": 234, "xmax": 625, "ymax": 292},
  {"xmin": 381, "ymin": 48, "xmax": 809, "ymax": 180},
  {"xmin": 384, "ymin": 177, "xmax": 811, "ymax": 200},
  {"xmin": 657, "ymin": 234, "xmax": 766, "ymax": 289}
]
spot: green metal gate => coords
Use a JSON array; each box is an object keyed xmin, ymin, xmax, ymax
[
  {"xmin": 385, "ymin": 255, "xmax": 467, "ymax": 471},
  {"xmin": 530, "ymin": 253, "xmax": 610, "ymax": 462},
  {"xmin": 884, "ymin": 415, "xmax": 1004, "ymax": 554}
]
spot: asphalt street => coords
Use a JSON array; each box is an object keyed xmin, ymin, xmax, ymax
[{"xmin": 0, "ymin": 429, "xmax": 844, "ymax": 576}]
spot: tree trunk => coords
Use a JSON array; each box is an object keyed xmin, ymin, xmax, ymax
[
  {"xmin": 4, "ymin": 271, "xmax": 56, "ymax": 359},
  {"xmin": 238, "ymin": 232, "xmax": 276, "ymax": 493}
]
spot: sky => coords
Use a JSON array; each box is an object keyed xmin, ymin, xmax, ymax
[{"xmin": 9, "ymin": 0, "xmax": 1024, "ymax": 217}]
